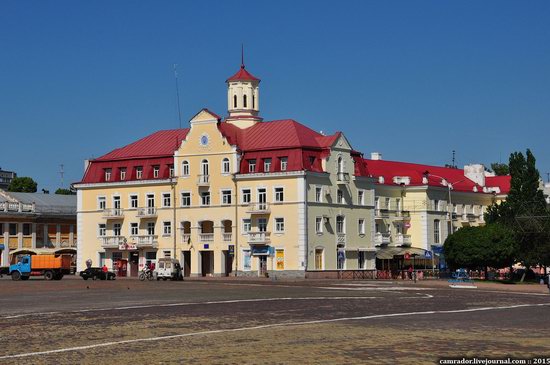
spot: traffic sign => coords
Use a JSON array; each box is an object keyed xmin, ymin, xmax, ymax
[{"xmin": 424, "ymin": 251, "xmax": 433, "ymax": 259}]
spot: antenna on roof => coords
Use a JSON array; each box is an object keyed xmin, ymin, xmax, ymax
[
  {"xmin": 173, "ymin": 64, "xmax": 183, "ymax": 129},
  {"xmin": 59, "ymin": 164, "xmax": 65, "ymax": 188},
  {"xmin": 452, "ymin": 150, "xmax": 456, "ymax": 168},
  {"xmin": 241, "ymin": 43, "xmax": 245, "ymax": 68}
]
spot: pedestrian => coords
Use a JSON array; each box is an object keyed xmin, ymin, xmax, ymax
[
  {"xmin": 102, "ymin": 264, "xmax": 108, "ymax": 279},
  {"xmin": 547, "ymin": 273, "xmax": 550, "ymax": 294},
  {"xmin": 408, "ymin": 265, "xmax": 413, "ymax": 280}
]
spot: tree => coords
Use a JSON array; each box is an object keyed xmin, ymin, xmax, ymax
[
  {"xmin": 485, "ymin": 149, "xmax": 550, "ymax": 275},
  {"xmin": 7, "ymin": 177, "xmax": 38, "ymax": 193},
  {"xmin": 55, "ymin": 188, "xmax": 76, "ymax": 195},
  {"xmin": 490, "ymin": 162, "xmax": 509, "ymax": 176},
  {"xmin": 443, "ymin": 224, "xmax": 517, "ymax": 278}
]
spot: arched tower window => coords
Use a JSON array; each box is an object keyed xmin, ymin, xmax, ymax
[
  {"xmin": 243, "ymin": 94, "xmax": 247, "ymax": 108},
  {"xmin": 252, "ymin": 95, "xmax": 255, "ymax": 109},
  {"xmin": 233, "ymin": 95, "xmax": 237, "ymax": 108},
  {"xmin": 337, "ymin": 156, "xmax": 344, "ymax": 173}
]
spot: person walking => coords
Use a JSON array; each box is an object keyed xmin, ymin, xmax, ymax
[{"xmin": 102, "ymin": 264, "xmax": 108, "ymax": 280}]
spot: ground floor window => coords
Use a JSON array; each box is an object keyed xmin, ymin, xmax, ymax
[
  {"xmin": 358, "ymin": 251, "xmax": 366, "ymax": 269},
  {"xmin": 111, "ymin": 251, "xmax": 122, "ymax": 270},
  {"xmin": 243, "ymin": 249, "xmax": 251, "ymax": 271},
  {"xmin": 315, "ymin": 248, "xmax": 324, "ymax": 270},
  {"xmin": 275, "ymin": 249, "xmax": 284, "ymax": 270},
  {"xmin": 145, "ymin": 251, "xmax": 157, "ymax": 270},
  {"xmin": 337, "ymin": 249, "xmax": 345, "ymax": 270}
]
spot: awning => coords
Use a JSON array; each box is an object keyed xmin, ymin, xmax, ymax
[
  {"xmin": 376, "ymin": 247, "xmax": 431, "ymax": 260},
  {"xmin": 251, "ymin": 246, "xmax": 272, "ymax": 256},
  {"xmin": 54, "ymin": 248, "xmax": 77, "ymax": 255},
  {"xmin": 10, "ymin": 248, "xmax": 56, "ymax": 255},
  {"xmin": 356, "ymin": 247, "xmax": 377, "ymax": 252}
]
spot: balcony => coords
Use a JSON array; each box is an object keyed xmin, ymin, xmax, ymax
[
  {"xmin": 102, "ymin": 208, "xmax": 124, "ymax": 219},
  {"xmin": 374, "ymin": 232, "xmax": 391, "ymax": 246},
  {"xmin": 0, "ymin": 202, "xmax": 35, "ymax": 213},
  {"xmin": 248, "ymin": 231, "xmax": 271, "ymax": 245},
  {"xmin": 375, "ymin": 209, "xmax": 390, "ymax": 219},
  {"xmin": 101, "ymin": 236, "xmax": 125, "ymax": 248},
  {"xmin": 199, "ymin": 233, "xmax": 214, "ymax": 242},
  {"xmin": 336, "ymin": 233, "xmax": 346, "ymax": 246},
  {"xmin": 222, "ymin": 232, "xmax": 232, "ymax": 242},
  {"xmin": 336, "ymin": 172, "xmax": 350, "ymax": 184},
  {"xmin": 137, "ymin": 207, "xmax": 157, "ymax": 218},
  {"xmin": 135, "ymin": 235, "xmax": 158, "ymax": 248},
  {"xmin": 197, "ymin": 174, "xmax": 210, "ymax": 186},
  {"xmin": 246, "ymin": 203, "xmax": 270, "ymax": 214},
  {"xmin": 181, "ymin": 233, "xmax": 191, "ymax": 243},
  {"xmin": 393, "ymin": 233, "xmax": 412, "ymax": 247}
]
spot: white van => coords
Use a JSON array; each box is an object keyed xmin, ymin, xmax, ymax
[{"xmin": 155, "ymin": 258, "xmax": 183, "ymax": 281}]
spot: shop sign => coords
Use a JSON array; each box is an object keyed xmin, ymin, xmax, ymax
[
  {"xmin": 204, "ymin": 243, "xmax": 210, "ymax": 249},
  {"xmin": 276, "ymin": 249, "xmax": 284, "ymax": 270},
  {"xmin": 119, "ymin": 243, "xmax": 137, "ymax": 250},
  {"xmin": 228, "ymin": 244, "xmax": 235, "ymax": 256},
  {"xmin": 251, "ymin": 246, "xmax": 270, "ymax": 256}
]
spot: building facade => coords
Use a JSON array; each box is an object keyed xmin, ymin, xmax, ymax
[
  {"xmin": 75, "ymin": 62, "xmax": 511, "ymax": 278},
  {"xmin": 0, "ymin": 190, "xmax": 77, "ymax": 266},
  {"xmin": 0, "ymin": 168, "xmax": 16, "ymax": 190}
]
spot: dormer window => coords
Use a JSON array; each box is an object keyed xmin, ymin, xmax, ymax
[
  {"xmin": 120, "ymin": 168, "xmax": 126, "ymax": 181},
  {"xmin": 136, "ymin": 166, "xmax": 143, "ymax": 180},
  {"xmin": 169, "ymin": 165, "xmax": 174, "ymax": 177},
  {"xmin": 309, "ymin": 156, "xmax": 316, "ymax": 166},
  {"xmin": 264, "ymin": 158, "xmax": 272, "ymax": 173},
  {"xmin": 104, "ymin": 168, "xmax": 112, "ymax": 182},
  {"xmin": 248, "ymin": 159, "xmax": 256, "ymax": 173},
  {"xmin": 280, "ymin": 157, "xmax": 288, "ymax": 171},
  {"xmin": 243, "ymin": 94, "xmax": 247, "ymax": 108},
  {"xmin": 153, "ymin": 166, "xmax": 160, "ymax": 178}
]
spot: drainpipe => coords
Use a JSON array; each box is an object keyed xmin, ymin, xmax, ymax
[{"xmin": 233, "ymin": 173, "xmax": 238, "ymax": 277}]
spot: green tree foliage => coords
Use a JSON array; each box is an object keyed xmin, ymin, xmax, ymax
[
  {"xmin": 485, "ymin": 149, "xmax": 550, "ymax": 268},
  {"xmin": 55, "ymin": 188, "xmax": 76, "ymax": 195},
  {"xmin": 490, "ymin": 162, "xmax": 509, "ymax": 176},
  {"xmin": 444, "ymin": 224, "xmax": 517, "ymax": 273},
  {"xmin": 7, "ymin": 177, "xmax": 38, "ymax": 193}
]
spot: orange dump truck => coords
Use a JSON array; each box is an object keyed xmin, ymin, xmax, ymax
[{"xmin": 9, "ymin": 254, "xmax": 72, "ymax": 280}]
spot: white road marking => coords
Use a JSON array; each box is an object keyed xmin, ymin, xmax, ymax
[
  {"xmin": 0, "ymin": 296, "xmax": 383, "ymax": 319},
  {"xmin": 1, "ymin": 302, "xmax": 548, "ymax": 360},
  {"xmin": 317, "ymin": 286, "xmax": 435, "ymax": 291}
]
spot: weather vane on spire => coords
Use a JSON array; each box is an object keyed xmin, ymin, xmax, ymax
[{"xmin": 241, "ymin": 43, "xmax": 245, "ymax": 69}]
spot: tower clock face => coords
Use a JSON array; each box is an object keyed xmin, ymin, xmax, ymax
[{"xmin": 200, "ymin": 134, "xmax": 209, "ymax": 146}]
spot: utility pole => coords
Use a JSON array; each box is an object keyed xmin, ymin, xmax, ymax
[{"xmin": 59, "ymin": 164, "xmax": 65, "ymax": 187}]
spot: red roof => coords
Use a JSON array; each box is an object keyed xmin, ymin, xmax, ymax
[
  {"xmin": 365, "ymin": 159, "xmax": 510, "ymax": 194},
  {"xmin": 226, "ymin": 66, "xmax": 260, "ymax": 82}
]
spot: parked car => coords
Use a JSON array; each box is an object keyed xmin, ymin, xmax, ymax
[
  {"xmin": 155, "ymin": 258, "xmax": 183, "ymax": 281},
  {"xmin": 80, "ymin": 267, "xmax": 116, "ymax": 280}
]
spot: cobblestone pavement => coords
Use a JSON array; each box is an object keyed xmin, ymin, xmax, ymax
[{"xmin": 0, "ymin": 277, "xmax": 549, "ymax": 364}]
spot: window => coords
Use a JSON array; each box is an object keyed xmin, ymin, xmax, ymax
[
  {"xmin": 264, "ymin": 158, "xmax": 272, "ymax": 172},
  {"xmin": 153, "ymin": 166, "xmax": 160, "ymax": 178},
  {"xmin": 275, "ymin": 218, "xmax": 285, "ymax": 232},
  {"xmin": 309, "ymin": 156, "xmax": 315, "ymax": 166},
  {"xmin": 201, "ymin": 159, "xmax": 209, "ymax": 176},
  {"xmin": 201, "ymin": 192, "xmax": 210, "ymax": 206},
  {"xmin": 396, "ymin": 198, "xmax": 401, "ymax": 211},
  {"xmin": 280, "ymin": 157, "xmax": 288, "ymax": 171},
  {"xmin": 222, "ymin": 190, "xmax": 232, "ymax": 205},
  {"xmin": 136, "ymin": 166, "xmax": 143, "ymax": 180},
  {"xmin": 130, "ymin": 195, "xmax": 138, "ymax": 208},
  {"xmin": 113, "ymin": 196, "xmax": 121, "ymax": 209},
  {"xmin": 162, "ymin": 193, "xmax": 171, "ymax": 207},
  {"xmin": 315, "ymin": 217, "xmax": 323, "ymax": 234},
  {"xmin": 147, "ymin": 222, "xmax": 155, "ymax": 235},
  {"xmin": 337, "ymin": 189, "xmax": 344, "ymax": 204},
  {"xmin": 98, "ymin": 224, "xmax": 106, "ymax": 237},
  {"xmin": 315, "ymin": 248, "xmax": 324, "ymax": 270},
  {"xmin": 146, "ymin": 194, "xmax": 155, "ymax": 208},
  {"xmin": 358, "ymin": 251, "xmax": 366, "ymax": 269},
  {"xmin": 163, "ymin": 222, "xmax": 171, "ymax": 236},
  {"xmin": 169, "ymin": 165, "xmax": 174, "ymax": 177},
  {"xmin": 258, "ymin": 218, "xmax": 267, "ymax": 232},
  {"xmin": 98, "ymin": 197, "xmax": 106, "ymax": 210},
  {"xmin": 385, "ymin": 197, "xmax": 391, "ymax": 210},
  {"xmin": 434, "ymin": 199, "xmax": 440, "ymax": 211},
  {"xmin": 358, "ymin": 219, "xmax": 365, "ymax": 235},
  {"xmin": 104, "ymin": 168, "xmax": 112, "ymax": 181},
  {"xmin": 276, "ymin": 249, "xmax": 284, "ymax": 270},
  {"xmin": 358, "ymin": 190, "xmax": 364, "ymax": 205},
  {"xmin": 222, "ymin": 158, "xmax": 230, "ymax": 174},
  {"xmin": 181, "ymin": 192, "xmax": 191, "ymax": 207},
  {"xmin": 337, "ymin": 249, "xmax": 345, "ymax": 270},
  {"xmin": 130, "ymin": 223, "xmax": 138, "ymax": 236},
  {"xmin": 243, "ymin": 94, "xmax": 247, "ymax": 108},
  {"xmin": 315, "ymin": 187, "xmax": 322, "ymax": 202},
  {"xmin": 248, "ymin": 159, "xmax": 256, "ymax": 173},
  {"xmin": 336, "ymin": 216, "xmax": 345, "ymax": 234},
  {"xmin": 337, "ymin": 156, "xmax": 344, "ymax": 173},
  {"xmin": 9, "ymin": 223, "xmax": 17, "ymax": 235},
  {"xmin": 242, "ymin": 219, "xmax": 251, "ymax": 233},
  {"xmin": 233, "ymin": 95, "xmax": 237, "ymax": 108},
  {"xmin": 113, "ymin": 223, "xmax": 121, "ymax": 236},
  {"xmin": 22, "ymin": 223, "xmax": 31, "ymax": 236},
  {"xmin": 275, "ymin": 187, "xmax": 284, "ymax": 202},
  {"xmin": 243, "ymin": 249, "xmax": 251, "ymax": 271},
  {"xmin": 242, "ymin": 189, "xmax": 251, "ymax": 204},
  {"xmin": 182, "ymin": 161, "xmax": 189, "ymax": 176},
  {"xmin": 120, "ymin": 168, "xmax": 126, "ymax": 181},
  {"xmin": 434, "ymin": 219, "xmax": 441, "ymax": 244}
]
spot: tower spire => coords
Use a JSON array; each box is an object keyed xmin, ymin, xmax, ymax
[{"xmin": 241, "ymin": 43, "xmax": 245, "ymax": 69}]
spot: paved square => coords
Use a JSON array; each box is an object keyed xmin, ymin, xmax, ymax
[{"xmin": 0, "ymin": 278, "xmax": 549, "ymax": 364}]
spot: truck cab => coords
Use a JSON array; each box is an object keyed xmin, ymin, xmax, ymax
[{"xmin": 9, "ymin": 255, "xmax": 31, "ymax": 280}]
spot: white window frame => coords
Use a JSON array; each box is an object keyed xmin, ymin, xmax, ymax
[
  {"xmin": 280, "ymin": 157, "xmax": 288, "ymax": 171},
  {"xmin": 147, "ymin": 222, "xmax": 155, "ymax": 235},
  {"xmin": 248, "ymin": 159, "xmax": 256, "ymax": 173},
  {"xmin": 97, "ymin": 196, "xmax": 106, "ymax": 210},
  {"xmin": 112, "ymin": 195, "xmax": 121, "ymax": 209},
  {"xmin": 120, "ymin": 168, "xmax": 126, "ymax": 181},
  {"xmin": 163, "ymin": 221, "xmax": 172, "ymax": 236},
  {"xmin": 129, "ymin": 222, "xmax": 138, "ymax": 236},
  {"xmin": 222, "ymin": 158, "xmax": 230, "ymax": 174},
  {"xmin": 336, "ymin": 215, "xmax": 345, "ymax": 234},
  {"xmin": 358, "ymin": 190, "xmax": 365, "ymax": 206},
  {"xmin": 242, "ymin": 219, "xmax": 251, "ymax": 234},
  {"xmin": 201, "ymin": 192, "xmax": 211, "ymax": 206},
  {"xmin": 104, "ymin": 168, "xmax": 112, "ymax": 181},
  {"xmin": 315, "ymin": 217, "xmax": 323, "ymax": 234},
  {"xmin": 181, "ymin": 160, "xmax": 190, "ymax": 176},
  {"xmin": 274, "ymin": 217, "xmax": 285, "ymax": 233},
  {"xmin": 315, "ymin": 186, "xmax": 322, "ymax": 203},
  {"xmin": 358, "ymin": 218, "xmax": 365, "ymax": 235},
  {"xmin": 153, "ymin": 166, "xmax": 160, "ymax": 178},
  {"xmin": 180, "ymin": 191, "xmax": 191, "ymax": 207},
  {"xmin": 274, "ymin": 187, "xmax": 284, "ymax": 203},
  {"xmin": 221, "ymin": 189, "xmax": 232, "ymax": 205},
  {"xmin": 264, "ymin": 158, "xmax": 272, "ymax": 173},
  {"xmin": 337, "ymin": 189, "xmax": 345, "ymax": 204},
  {"xmin": 241, "ymin": 188, "xmax": 251, "ymax": 204},
  {"xmin": 113, "ymin": 223, "xmax": 121, "ymax": 236},
  {"xmin": 136, "ymin": 166, "xmax": 143, "ymax": 180},
  {"xmin": 129, "ymin": 194, "xmax": 138, "ymax": 209},
  {"xmin": 162, "ymin": 192, "xmax": 171, "ymax": 208},
  {"xmin": 98, "ymin": 223, "xmax": 106, "ymax": 237},
  {"xmin": 434, "ymin": 219, "xmax": 441, "ymax": 244}
]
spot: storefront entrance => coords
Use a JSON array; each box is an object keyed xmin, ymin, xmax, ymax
[
  {"xmin": 182, "ymin": 251, "xmax": 191, "ymax": 277},
  {"xmin": 258, "ymin": 256, "xmax": 267, "ymax": 277},
  {"xmin": 200, "ymin": 251, "xmax": 213, "ymax": 277},
  {"xmin": 223, "ymin": 250, "xmax": 233, "ymax": 277},
  {"xmin": 129, "ymin": 251, "xmax": 139, "ymax": 277}
]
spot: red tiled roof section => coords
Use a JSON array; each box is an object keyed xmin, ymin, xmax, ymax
[
  {"xmin": 226, "ymin": 66, "xmax": 260, "ymax": 82},
  {"xmin": 96, "ymin": 129, "xmax": 189, "ymax": 161},
  {"xmin": 486, "ymin": 175, "xmax": 511, "ymax": 194}
]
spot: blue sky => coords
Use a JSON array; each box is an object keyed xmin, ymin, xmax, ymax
[{"xmin": 1, "ymin": 1, "xmax": 549, "ymax": 190}]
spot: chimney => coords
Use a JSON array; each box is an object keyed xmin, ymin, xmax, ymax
[
  {"xmin": 84, "ymin": 160, "xmax": 90, "ymax": 172},
  {"xmin": 464, "ymin": 164, "xmax": 485, "ymax": 187},
  {"xmin": 371, "ymin": 152, "xmax": 382, "ymax": 160}
]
